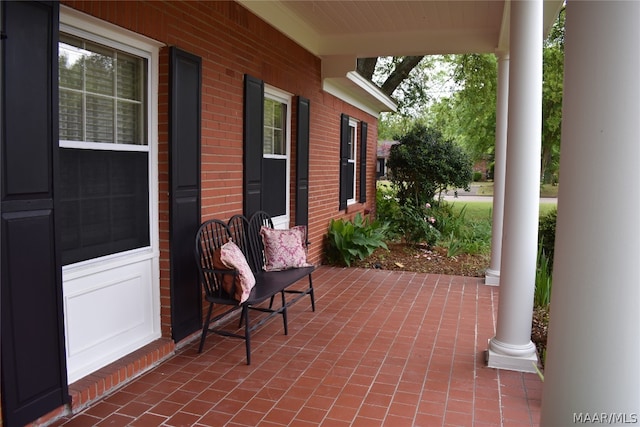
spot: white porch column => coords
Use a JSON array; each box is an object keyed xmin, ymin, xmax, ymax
[
  {"xmin": 485, "ymin": 51, "xmax": 509, "ymax": 286},
  {"xmin": 486, "ymin": 0, "xmax": 541, "ymax": 372},
  {"xmin": 540, "ymin": 2, "xmax": 640, "ymax": 424}
]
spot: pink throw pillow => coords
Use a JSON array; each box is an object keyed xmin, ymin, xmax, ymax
[
  {"xmin": 260, "ymin": 226, "xmax": 311, "ymax": 271},
  {"xmin": 219, "ymin": 241, "xmax": 256, "ymax": 303}
]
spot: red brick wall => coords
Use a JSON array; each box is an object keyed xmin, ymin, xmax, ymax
[{"xmin": 61, "ymin": 0, "xmax": 378, "ymax": 339}]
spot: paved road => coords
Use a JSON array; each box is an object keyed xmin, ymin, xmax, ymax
[{"xmin": 443, "ymin": 194, "xmax": 557, "ymax": 204}]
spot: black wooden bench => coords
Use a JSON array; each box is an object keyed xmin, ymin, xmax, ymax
[{"xmin": 194, "ymin": 211, "xmax": 315, "ymax": 364}]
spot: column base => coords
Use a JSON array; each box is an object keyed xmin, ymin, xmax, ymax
[
  {"xmin": 485, "ymin": 268, "xmax": 500, "ymax": 286},
  {"xmin": 486, "ymin": 338, "xmax": 539, "ymax": 373}
]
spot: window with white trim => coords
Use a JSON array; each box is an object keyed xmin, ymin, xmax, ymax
[
  {"xmin": 58, "ymin": 32, "xmax": 151, "ymax": 265},
  {"xmin": 347, "ymin": 118, "xmax": 358, "ymax": 204},
  {"xmin": 262, "ymin": 87, "xmax": 291, "ymax": 228}
]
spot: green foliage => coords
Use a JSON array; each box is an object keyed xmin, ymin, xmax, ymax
[
  {"xmin": 371, "ymin": 56, "xmax": 439, "ymax": 117},
  {"xmin": 430, "ymin": 54, "xmax": 497, "ymax": 162},
  {"xmin": 535, "ymin": 207, "xmax": 557, "ymax": 308},
  {"xmin": 542, "ymin": 7, "xmax": 565, "ymax": 184},
  {"xmin": 431, "ymin": 202, "xmax": 466, "ymax": 237},
  {"xmin": 326, "ymin": 213, "xmax": 389, "ymax": 267},
  {"xmin": 387, "ymin": 124, "xmax": 473, "ymax": 206},
  {"xmin": 538, "ymin": 208, "xmax": 558, "ymax": 270},
  {"xmin": 395, "ymin": 201, "xmax": 440, "ymax": 247},
  {"xmin": 473, "ymin": 171, "xmax": 482, "ymax": 182},
  {"xmin": 429, "ymin": 201, "xmax": 491, "ymax": 257},
  {"xmin": 375, "ymin": 182, "xmax": 400, "ymax": 229},
  {"xmin": 534, "ymin": 244, "xmax": 553, "ymax": 308},
  {"xmin": 439, "ymin": 213, "xmax": 492, "ymax": 257},
  {"xmin": 376, "ymin": 184, "xmax": 439, "ymax": 246}
]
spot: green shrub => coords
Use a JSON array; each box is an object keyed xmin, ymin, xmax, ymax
[
  {"xmin": 376, "ymin": 185, "xmax": 440, "ymax": 246},
  {"xmin": 473, "ymin": 171, "xmax": 482, "ymax": 182},
  {"xmin": 326, "ymin": 213, "xmax": 389, "ymax": 267},
  {"xmin": 376, "ymin": 184, "xmax": 399, "ymax": 223},
  {"xmin": 394, "ymin": 201, "xmax": 440, "ymax": 246},
  {"xmin": 387, "ymin": 124, "xmax": 473, "ymax": 206},
  {"xmin": 534, "ymin": 244, "xmax": 553, "ymax": 307},
  {"xmin": 431, "ymin": 201, "xmax": 491, "ymax": 257},
  {"xmin": 431, "ymin": 201, "xmax": 465, "ymax": 237},
  {"xmin": 538, "ymin": 208, "xmax": 557, "ymax": 269}
]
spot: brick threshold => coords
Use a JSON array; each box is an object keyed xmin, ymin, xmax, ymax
[
  {"xmin": 29, "ymin": 338, "xmax": 176, "ymax": 426},
  {"xmin": 68, "ymin": 338, "xmax": 176, "ymax": 412}
]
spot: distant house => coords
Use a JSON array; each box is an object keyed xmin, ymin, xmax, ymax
[{"xmin": 376, "ymin": 140, "xmax": 399, "ymax": 179}]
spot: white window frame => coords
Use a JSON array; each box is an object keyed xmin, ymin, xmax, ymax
[
  {"xmin": 263, "ymin": 85, "xmax": 292, "ymax": 229},
  {"xmin": 348, "ymin": 117, "xmax": 358, "ymax": 205},
  {"xmin": 60, "ymin": 6, "xmax": 161, "ymax": 269},
  {"xmin": 59, "ymin": 6, "xmax": 163, "ymax": 383}
]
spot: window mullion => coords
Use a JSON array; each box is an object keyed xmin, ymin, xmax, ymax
[
  {"xmin": 82, "ymin": 41, "xmax": 87, "ymax": 142},
  {"xmin": 113, "ymin": 50, "xmax": 118, "ymax": 144}
]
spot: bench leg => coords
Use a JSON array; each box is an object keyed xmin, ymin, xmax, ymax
[
  {"xmin": 198, "ymin": 303, "xmax": 214, "ymax": 353},
  {"xmin": 238, "ymin": 306, "xmax": 246, "ymax": 328},
  {"xmin": 308, "ymin": 276, "xmax": 315, "ymax": 312},
  {"xmin": 244, "ymin": 305, "xmax": 251, "ymax": 365},
  {"xmin": 281, "ymin": 291, "xmax": 288, "ymax": 335}
]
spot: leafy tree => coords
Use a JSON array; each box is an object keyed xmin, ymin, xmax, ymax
[
  {"xmin": 542, "ymin": 6, "xmax": 565, "ymax": 184},
  {"xmin": 430, "ymin": 54, "xmax": 497, "ymax": 162},
  {"xmin": 387, "ymin": 124, "xmax": 473, "ymax": 206},
  {"xmin": 358, "ymin": 56, "xmax": 439, "ymax": 116}
]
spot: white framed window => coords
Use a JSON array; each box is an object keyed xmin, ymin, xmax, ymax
[
  {"xmin": 59, "ymin": 6, "xmax": 162, "ymax": 383},
  {"xmin": 263, "ymin": 85, "xmax": 292, "ymax": 229},
  {"xmin": 347, "ymin": 118, "xmax": 358, "ymax": 205},
  {"xmin": 58, "ymin": 14, "xmax": 157, "ymax": 266}
]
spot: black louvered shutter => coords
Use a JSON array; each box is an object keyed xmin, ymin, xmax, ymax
[
  {"xmin": 359, "ymin": 121, "xmax": 368, "ymax": 203},
  {"xmin": 169, "ymin": 47, "xmax": 202, "ymax": 342},
  {"xmin": 296, "ymin": 97, "xmax": 310, "ymax": 225},
  {"xmin": 1, "ymin": 2, "xmax": 70, "ymax": 426},
  {"xmin": 338, "ymin": 114, "xmax": 350, "ymax": 210},
  {"xmin": 243, "ymin": 75, "xmax": 264, "ymax": 218}
]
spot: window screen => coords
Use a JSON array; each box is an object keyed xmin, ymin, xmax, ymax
[{"xmin": 59, "ymin": 148, "xmax": 150, "ymax": 265}]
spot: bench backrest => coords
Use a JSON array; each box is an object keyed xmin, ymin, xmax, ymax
[
  {"xmin": 246, "ymin": 211, "xmax": 273, "ymax": 272},
  {"xmin": 194, "ymin": 219, "xmax": 234, "ymax": 300}
]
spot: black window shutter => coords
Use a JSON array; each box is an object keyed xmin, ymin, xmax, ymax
[
  {"xmin": 295, "ymin": 97, "xmax": 310, "ymax": 226},
  {"xmin": 339, "ymin": 114, "xmax": 350, "ymax": 210},
  {"xmin": 243, "ymin": 75, "xmax": 264, "ymax": 218},
  {"xmin": 1, "ymin": 2, "xmax": 71, "ymax": 426},
  {"xmin": 169, "ymin": 47, "xmax": 202, "ymax": 342},
  {"xmin": 359, "ymin": 121, "xmax": 368, "ymax": 203}
]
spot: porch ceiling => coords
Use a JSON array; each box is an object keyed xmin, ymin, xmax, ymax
[{"xmin": 238, "ymin": 0, "xmax": 563, "ymax": 57}]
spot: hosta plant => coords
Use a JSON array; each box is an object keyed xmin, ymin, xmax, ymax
[{"xmin": 326, "ymin": 213, "xmax": 389, "ymax": 267}]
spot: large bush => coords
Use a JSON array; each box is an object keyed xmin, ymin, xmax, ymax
[{"xmin": 387, "ymin": 124, "xmax": 473, "ymax": 206}]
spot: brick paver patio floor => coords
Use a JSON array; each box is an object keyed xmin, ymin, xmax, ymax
[{"xmin": 53, "ymin": 266, "xmax": 542, "ymax": 427}]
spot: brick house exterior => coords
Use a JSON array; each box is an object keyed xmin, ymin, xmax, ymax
[{"xmin": 1, "ymin": 1, "xmax": 389, "ymax": 425}]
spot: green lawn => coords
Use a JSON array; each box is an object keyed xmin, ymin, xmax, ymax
[
  {"xmin": 463, "ymin": 182, "xmax": 559, "ymax": 198},
  {"xmin": 450, "ymin": 200, "xmax": 557, "ymax": 221}
]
